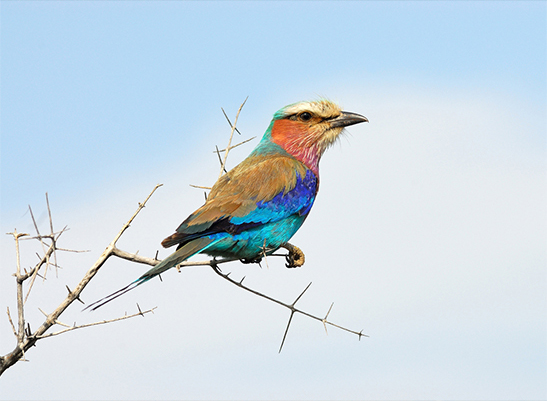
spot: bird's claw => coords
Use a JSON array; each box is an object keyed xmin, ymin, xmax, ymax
[{"xmin": 282, "ymin": 243, "xmax": 305, "ymax": 268}]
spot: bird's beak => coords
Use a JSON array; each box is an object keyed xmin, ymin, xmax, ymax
[{"xmin": 328, "ymin": 111, "xmax": 369, "ymax": 128}]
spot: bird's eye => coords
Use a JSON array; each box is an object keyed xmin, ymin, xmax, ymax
[{"xmin": 299, "ymin": 112, "xmax": 312, "ymax": 122}]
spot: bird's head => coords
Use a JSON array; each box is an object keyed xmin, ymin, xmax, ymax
[{"xmin": 267, "ymin": 100, "xmax": 368, "ymax": 175}]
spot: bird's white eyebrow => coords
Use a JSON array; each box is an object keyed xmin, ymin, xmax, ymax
[{"xmin": 280, "ymin": 101, "xmax": 341, "ymax": 119}]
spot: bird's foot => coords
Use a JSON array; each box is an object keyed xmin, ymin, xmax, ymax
[{"xmin": 281, "ymin": 243, "xmax": 305, "ymax": 268}]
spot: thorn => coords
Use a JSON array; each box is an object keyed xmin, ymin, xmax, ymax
[
  {"xmin": 66, "ymin": 284, "xmax": 85, "ymax": 304},
  {"xmin": 154, "ymin": 250, "xmax": 159, "ymax": 261},
  {"xmin": 137, "ymin": 303, "xmax": 144, "ymax": 317},
  {"xmin": 221, "ymin": 107, "xmax": 243, "ymax": 135},
  {"xmin": 279, "ymin": 311, "xmax": 295, "ymax": 353},
  {"xmin": 292, "ymin": 282, "xmax": 312, "ymax": 306},
  {"xmin": 158, "ymin": 274, "xmax": 163, "ymax": 282},
  {"xmin": 215, "ymin": 145, "xmax": 228, "ymax": 173},
  {"xmin": 322, "ymin": 302, "xmax": 334, "ymax": 335},
  {"xmin": 324, "ymin": 302, "xmax": 334, "ymax": 320},
  {"xmin": 239, "ymin": 276, "xmax": 246, "ymax": 285},
  {"xmin": 357, "ymin": 330, "xmax": 369, "ymax": 340}
]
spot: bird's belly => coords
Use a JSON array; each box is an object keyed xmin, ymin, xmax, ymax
[{"xmin": 203, "ymin": 214, "xmax": 307, "ymax": 259}]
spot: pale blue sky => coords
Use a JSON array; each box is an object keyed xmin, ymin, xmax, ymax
[{"xmin": 1, "ymin": 2, "xmax": 546, "ymax": 400}]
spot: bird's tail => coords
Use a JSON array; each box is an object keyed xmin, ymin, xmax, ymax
[{"xmin": 84, "ymin": 237, "xmax": 217, "ymax": 311}]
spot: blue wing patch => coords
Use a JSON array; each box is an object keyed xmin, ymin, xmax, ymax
[{"xmin": 229, "ymin": 169, "xmax": 318, "ymax": 225}]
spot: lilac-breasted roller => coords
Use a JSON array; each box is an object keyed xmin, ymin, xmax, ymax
[{"xmin": 87, "ymin": 100, "xmax": 367, "ymax": 310}]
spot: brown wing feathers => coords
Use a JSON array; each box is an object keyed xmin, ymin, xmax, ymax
[{"xmin": 161, "ymin": 154, "xmax": 307, "ymax": 249}]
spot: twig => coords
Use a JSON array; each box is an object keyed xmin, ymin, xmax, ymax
[
  {"xmin": 215, "ymin": 136, "xmax": 256, "ymax": 153},
  {"xmin": 6, "ymin": 307, "xmax": 17, "ymax": 337},
  {"xmin": 28, "ymin": 205, "xmax": 51, "ymax": 278},
  {"xmin": 209, "ymin": 259, "xmax": 367, "ymax": 352},
  {"xmin": 23, "ymin": 226, "xmax": 71, "ymax": 303},
  {"xmin": 218, "ymin": 97, "xmax": 248, "ymax": 180},
  {"xmin": 111, "ymin": 247, "xmax": 161, "ymax": 266},
  {"xmin": 46, "ymin": 193, "xmax": 59, "ymax": 277},
  {"xmin": 189, "ymin": 184, "xmax": 212, "ymax": 190},
  {"xmin": 35, "ymin": 306, "xmax": 157, "ymax": 339},
  {"xmin": 24, "ymin": 241, "xmax": 54, "ymax": 302}
]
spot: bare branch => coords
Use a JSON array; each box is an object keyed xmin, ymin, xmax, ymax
[
  {"xmin": 22, "ymin": 227, "xmax": 68, "ymax": 279},
  {"xmin": 189, "ymin": 184, "xmax": 212, "ymax": 190},
  {"xmin": 111, "ymin": 247, "xmax": 160, "ymax": 266},
  {"xmin": 6, "ymin": 307, "xmax": 17, "ymax": 338},
  {"xmin": 35, "ymin": 306, "xmax": 157, "ymax": 339},
  {"xmin": 28, "ymin": 205, "xmax": 52, "ymax": 278},
  {"xmin": 218, "ymin": 97, "xmax": 248, "ymax": 180},
  {"xmin": 24, "ymin": 242, "xmax": 55, "ymax": 303},
  {"xmin": 23, "ymin": 226, "xmax": 72, "ymax": 303},
  {"xmin": 9, "ymin": 230, "xmax": 28, "ymax": 348},
  {"xmin": 215, "ymin": 136, "xmax": 256, "ymax": 153},
  {"xmin": 0, "ymin": 184, "xmax": 163, "ymax": 376},
  {"xmin": 66, "ymin": 285, "xmax": 85, "ymax": 305},
  {"xmin": 108, "ymin": 239, "xmax": 365, "ymax": 352},
  {"xmin": 209, "ymin": 258, "xmax": 367, "ymax": 352}
]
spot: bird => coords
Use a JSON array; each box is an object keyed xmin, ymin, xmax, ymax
[{"xmin": 86, "ymin": 99, "xmax": 368, "ymax": 310}]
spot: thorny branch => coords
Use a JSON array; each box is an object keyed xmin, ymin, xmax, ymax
[
  {"xmin": 2, "ymin": 98, "xmax": 365, "ymax": 376},
  {"xmin": 35, "ymin": 305, "xmax": 157, "ymax": 339},
  {"xmin": 209, "ymin": 261, "xmax": 367, "ymax": 352},
  {"xmin": 112, "ymin": 243, "xmax": 366, "ymax": 352},
  {"xmin": 0, "ymin": 187, "xmax": 161, "ymax": 376}
]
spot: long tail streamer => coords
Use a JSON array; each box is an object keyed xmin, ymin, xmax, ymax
[{"xmin": 84, "ymin": 237, "xmax": 218, "ymax": 311}]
